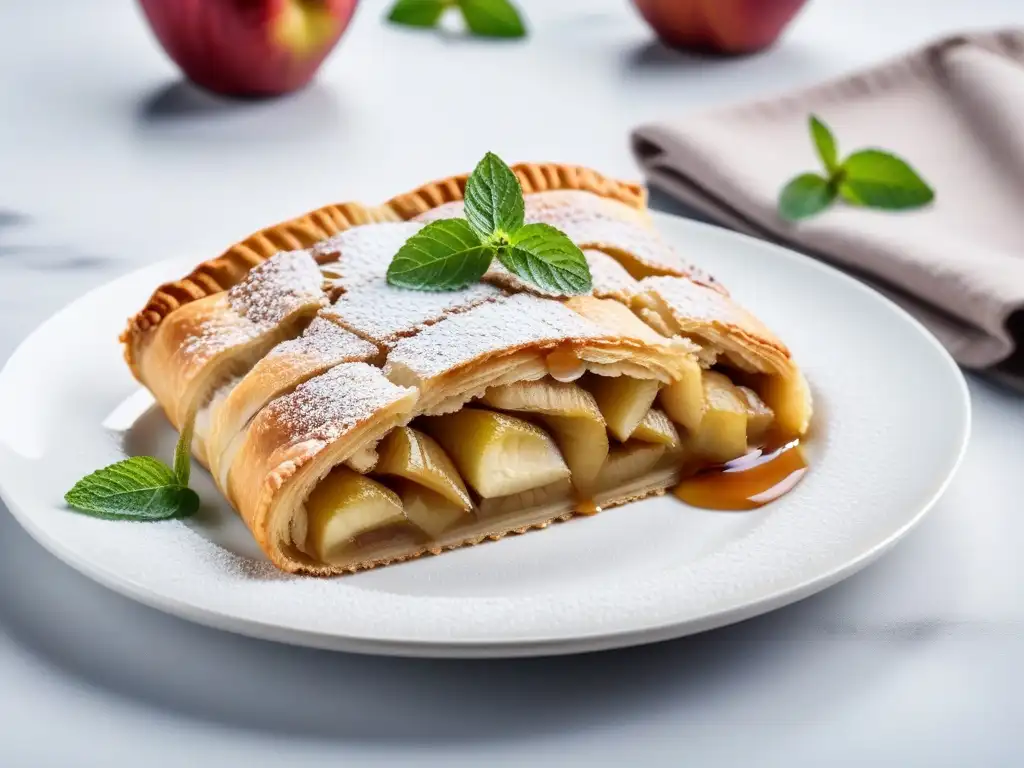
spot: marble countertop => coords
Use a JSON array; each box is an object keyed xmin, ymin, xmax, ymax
[{"xmin": 2, "ymin": 1, "xmax": 1022, "ymax": 765}]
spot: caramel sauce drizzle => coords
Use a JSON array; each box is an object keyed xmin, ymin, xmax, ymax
[
  {"xmin": 673, "ymin": 440, "xmax": 808, "ymax": 511},
  {"xmin": 570, "ymin": 440, "xmax": 808, "ymax": 517}
]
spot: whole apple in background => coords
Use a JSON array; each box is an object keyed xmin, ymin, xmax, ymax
[
  {"xmin": 631, "ymin": 0, "xmax": 808, "ymax": 55},
  {"xmin": 137, "ymin": 0, "xmax": 358, "ymax": 98}
]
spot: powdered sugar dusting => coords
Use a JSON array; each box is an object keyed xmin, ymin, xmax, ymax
[
  {"xmin": 412, "ymin": 200, "xmax": 464, "ymax": 223},
  {"xmin": 585, "ymin": 249, "xmax": 640, "ymax": 299},
  {"xmin": 228, "ymin": 250, "xmax": 324, "ymax": 326},
  {"xmin": 639, "ymin": 276, "xmax": 778, "ymax": 344},
  {"xmin": 384, "ymin": 293, "xmax": 611, "ymax": 380},
  {"xmin": 266, "ymin": 316, "xmax": 377, "ymax": 365},
  {"xmin": 312, "ymin": 222, "xmax": 423, "ymax": 293},
  {"xmin": 181, "ymin": 306, "xmax": 262, "ymax": 365},
  {"xmin": 260, "ymin": 363, "xmax": 414, "ymax": 446},
  {"xmin": 322, "ymin": 280, "xmax": 502, "ymax": 347},
  {"xmin": 556, "ymin": 218, "xmax": 685, "ymax": 274},
  {"xmin": 180, "ymin": 251, "xmax": 324, "ymax": 366}
]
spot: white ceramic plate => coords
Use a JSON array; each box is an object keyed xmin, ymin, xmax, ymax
[{"xmin": 0, "ymin": 213, "xmax": 970, "ymax": 658}]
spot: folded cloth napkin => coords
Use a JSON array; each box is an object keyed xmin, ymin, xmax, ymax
[{"xmin": 631, "ymin": 29, "xmax": 1024, "ymax": 389}]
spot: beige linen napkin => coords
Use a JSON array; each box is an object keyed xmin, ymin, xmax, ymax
[{"xmin": 631, "ymin": 29, "xmax": 1024, "ymax": 388}]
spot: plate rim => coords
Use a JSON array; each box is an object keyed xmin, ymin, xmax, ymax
[{"xmin": 0, "ymin": 213, "xmax": 972, "ymax": 658}]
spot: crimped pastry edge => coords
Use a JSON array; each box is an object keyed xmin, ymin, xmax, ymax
[{"xmin": 121, "ymin": 163, "xmax": 647, "ymax": 372}]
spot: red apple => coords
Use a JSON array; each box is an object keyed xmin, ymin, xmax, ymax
[
  {"xmin": 137, "ymin": 0, "xmax": 359, "ymax": 97},
  {"xmin": 631, "ymin": 0, "xmax": 808, "ymax": 55}
]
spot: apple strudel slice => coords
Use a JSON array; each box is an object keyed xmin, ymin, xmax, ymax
[{"xmin": 120, "ymin": 162, "xmax": 812, "ymax": 575}]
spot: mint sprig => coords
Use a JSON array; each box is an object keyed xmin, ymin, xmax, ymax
[
  {"xmin": 501, "ymin": 223, "xmax": 593, "ymax": 294},
  {"xmin": 779, "ymin": 115, "xmax": 934, "ymax": 221},
  {"xmin": 387, "ymin": 152, "xmax": 592, "ymax": 295},
  {"xmin": 464, "ymin": 152, "xmax": 525, "ymax": 240},
  {"xmin": 65, "ymin": 423, "xmax": 199, "ymax": 521},
  {"xmin": 386, "ymin": 219, "xmax": 493, "ymax": 290},
  {"xmin": 387, "ymin": 0, "xmax": 526, "ymax": 38}
]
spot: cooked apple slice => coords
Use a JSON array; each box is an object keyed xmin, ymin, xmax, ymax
[
  {"xmin": 482, "ymin": 380, "xmax": 609, "ymax": 493},
  {"xmin": 693, "ymin": 371, "xmax": 748, "ymax": 463},
  {"xmin": 736, "ymin": 385, "xmax": 775, "ymax": 443},
  {"xmin": 374, "ymin": 426, "xmax": 471, "ymax": 510},
  {"xmin": 597, "ymin": 442, "xmax": 666, "ymax": 493},
  {"xmin": 631, "ymin": 408, "xmax": 681, "ymax": 449},
  {"xmin": 397, "ymin": 482, "xmax": 472, "ymax": 539},
  {"xmin": 482, "ymin": 379, "xmax": 597, "ymax": 418},
  {"xmin": 584, "ymin": 375, "xmax": 661, "ymax": 442},
  {"xmin": 306, "ymin": 468, "xmax": 418, "ymax": 564},
  {"xmin": 658, "ymin": 357, "xmax": 704, "ymax": 433},
  {"xmin": 476, "ymin": 478, "xmax": 573, "ymax": 518},
  {"xmin": 424, "ymin": 408, "xmax": 569, "ymax": 498}
]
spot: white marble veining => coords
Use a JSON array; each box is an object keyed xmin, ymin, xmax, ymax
[{"xmin": 1, "ymin": 0, "xmax": 1022, "ymax": 765}]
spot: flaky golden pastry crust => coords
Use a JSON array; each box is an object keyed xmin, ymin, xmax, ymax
[
  {"xmin": 119, "ymin": 162, "xmax": 813, "ymax": 575},
  {"xmin": 121, "ymin": 163, "xmax": 646, "ymax": 371}
]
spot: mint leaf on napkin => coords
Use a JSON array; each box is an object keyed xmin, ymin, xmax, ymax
[
  {"xmin": 778, "ymin": 173, "xmax": 837, "ymax": 222},
  {"xmin": 839, "ymin": 149, "xmax": 935, "ymax": 209},
  {"xmin": 809, "ymin": 115, "xmax": 839, "ymax": 174},
  {"xmin": 779, "ymin": 115, "xmax": 935, "ymax": 221}
]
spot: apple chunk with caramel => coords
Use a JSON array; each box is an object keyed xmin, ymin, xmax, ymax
[
  {"xmin": 692, "ymin": 371, "xmax": 749, "ymax": 463},
  {"xmin": 658, "ymin": 357, "xmax": 704, "ymax": 433}
]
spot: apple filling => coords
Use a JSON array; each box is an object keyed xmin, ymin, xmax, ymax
[{"xmin": 301, "ymin": 368, "xmax": 778, "ymax": 566}]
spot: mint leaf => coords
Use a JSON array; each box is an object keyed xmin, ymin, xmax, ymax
[
  {"xmin": 387, "ymin": 0, "xmax": 449, "ymax": 27},
  {"xmin": 463, "ymin": 152, "xmax": 525, "ymax": 241},
  {"xmin": 500, "ymin": 223, "xmax": 592, "ymax": 294},
  {"xmin": 173, "ymin": 418, "xmax": 193, "ymax": 486},
  {"xmin": 809, "ymin": 115, "xmax": 838, "ymax": 174},
  {"xmin": 386, "ymin": 218, "xmax": 492, "ymax": 290},
  {"xmin": 65, "ymin": 456, "xmax": 199, "ymax": 521},
  {"xmin": 838, "ymin": 183, "xmax": 865, "ymax": 207},
  {"xmin": 780, "ymin": 117, "xmax": 936, "ymax": 221},
  {"xmin": 778, "ymin": 173, "xmax": 836, "ymax": 221},
  {"xmin": 384, "ymin": 151, "xmax": 588, "ymax": 293},
  {"xmin": 840, "ymin": 149, "xmax": 934, "ymax": 210},
  {"xmin": 458, "ymin": 0, "xmax": 526, "ymax": 38}
]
